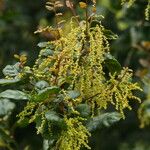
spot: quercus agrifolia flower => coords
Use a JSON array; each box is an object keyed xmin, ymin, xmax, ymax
[{"xmin": 0, "ymin": 1, "xmax": 144, "ymax": 150}]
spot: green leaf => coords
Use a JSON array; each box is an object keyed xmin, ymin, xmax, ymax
[
  {"xmin": 0, "ymin": 78, "xmax": 21, "ymax": 85},
  {"xmin": 35, "ymin": 80, "xmax": 49, "ymax": 90},
  {"xmin": 45, "ymin": 111, "xmax": 62, "ymax": 122},
  {"xmin": 76, "ymin": 104, "xmax": 91, "ymax": 117},
  {"xmin": 37, "ymin": 42, "xmax": 48, "ymax": 48},
  {"xmin": 43, "ymin": 139, "xmax": 49, "ymax": 150},
  {"xmin": 0, "ymin": 90, "xmax": 29, "ymax": 100},
  {"xmin": 103, "ymin": 29, "xmax": 118, "ymax": 40},
  {"xmin": 104, "ymin": 54, "xmax": 122, "ymax": 74},
  {"xmin": 38, "ymin": 86, "xmax": 60, "ymax": 95},
  {"xmin": 0, "ymin": 99, "xmax": 15, "ymax": 116},
  {"xmin": 43, "ymin": 139, "xmax": 55, "ymax": 150},
  {"xmin": 67, "ymin": 90, "xmax": 80, "ymax": 99},
  {"xmin": 2, "ymin": 63, "xmax": 20, "ymax": 77},
  {"xmin": 13, "ymin": 62, "xmax": 21, "ymax": 71},
  {"xmin": 40, "ymin": 49, "xmax": 54, "ymax": 57},
  {"xmin": 86, "ymin": 112, "xmax": 121, "ymax": 131},
  {"xmin": 37, "ymin": 86, "xmax": 60, "ymax": 101}
]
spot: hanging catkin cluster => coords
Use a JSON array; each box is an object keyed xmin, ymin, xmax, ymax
[
  {"xmin": 56, "ymin": 117, "xmax": 91, "ymax": 150},
  {"xmin": 121, "ymin": 0, "xmax": 136, "ymax": 7},
  {"xmin": 0, "ymin": 0, "xmax": 145, "ymax": 149},
  {"xmin": 33, "ymin": 23, "xmax": 142, "ymax": 117},
  {"xmin": 16, "ymin": 1, "xmax": 143, "ymax": 149}
]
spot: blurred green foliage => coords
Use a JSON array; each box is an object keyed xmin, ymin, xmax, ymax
[{"xmin": 0, "ymin": 0, "xmax": 54, "ymax": 74}]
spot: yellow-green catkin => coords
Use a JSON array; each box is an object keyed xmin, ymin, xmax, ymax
[
  {"xmin": 24, "ymin": 17, "xmax": 142, "ymax": 149},
  {"xmin": 138, "ymin": 101, "xmax": 150, "ymax": 128},
  {"xmin": 86, "ymin": 67, "xmax": 142, "ymax": 118},
  {"xmin": 32, "ymin": 23, "xmax": 142, "ymax": 118},
  {"xmin": 121, "ymin": 0, "xmax": 150, "ymax": 20},
  {"xmin": 107, "ymin": 68, "xmax": 142, "ymax": 118},
  {"xmin": 17, "ymin": 102, "xmax": 37, "ymax": 122},
  {"xmin": 121, "ymin": 0, "xmax": 136, "ymax": 7},
  {"xmin": 59, "ymin": 24, "xmax": 141, "ymax": 118},
  {"xmin": 17, "ymin": 102, "xmax": 47, "ymax": 134},
  {"xmin": 56, "ymin": 117, "xmax": 91, "ymax": 150},
  {"xmin": 15, "ymin": 2, "xmax": 144, "ymax": 150},
  {"xmin": 145, "ymin": 0, "xmax": 150, "ymax": 20},
  {"xmin": 57, "ymin": 25, "xmax": 109, "ymax": 99},
  {"xmin": 138, "ymin": 75, "xmax": 150, "ymax": 128}
]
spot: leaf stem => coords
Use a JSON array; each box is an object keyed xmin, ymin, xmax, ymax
[{"xmin": 85, "ymin": 0, "xmax": 89, "ymax": 35}]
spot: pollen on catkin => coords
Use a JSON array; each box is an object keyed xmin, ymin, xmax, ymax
[{"xmin": 56, "ymin": 117, "xmax": 91, "ymax": 150}]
